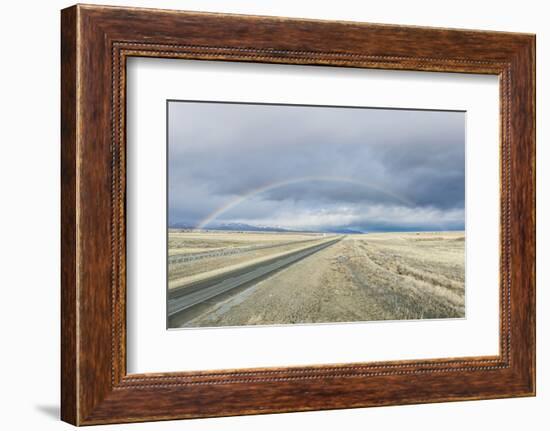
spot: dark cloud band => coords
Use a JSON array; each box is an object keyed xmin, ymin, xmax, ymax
[{"xmin": 168, "ymin": 101, "xmax": 465, "ymax": 232}]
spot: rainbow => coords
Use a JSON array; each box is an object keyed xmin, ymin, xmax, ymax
[{"xmin": 195, "ymin": 176, "xmax": 414, "ymax": 230}]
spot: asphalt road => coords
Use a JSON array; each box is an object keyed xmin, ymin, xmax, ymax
[{"xmin": 167, "ymin": 236, "xmax": 343, "ymax": 327}]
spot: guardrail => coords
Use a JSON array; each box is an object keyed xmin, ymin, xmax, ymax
[{"xmin": 168, "ymin": 237, "xmax": 328, "ymax": 264}]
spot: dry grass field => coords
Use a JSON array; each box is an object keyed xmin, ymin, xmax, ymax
[
  {"xmin": 168, "ymin": 230, "xmax": 465, "ymax": 328},
  {"xmin": 168, "ymin": 230, "xmax": 321, "ymax": 255},
  {"xmin": 168, "ymin": 230, "xmax": 327, "ymax": 288}
]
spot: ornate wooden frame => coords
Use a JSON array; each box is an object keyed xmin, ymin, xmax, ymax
[{"xmin": 61, "ymin": 4, "xmax": 535, "ymax": 425}]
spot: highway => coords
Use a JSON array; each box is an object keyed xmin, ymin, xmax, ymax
[{"xmin": 167, "ymin": 236, "xmax": 343, "ymax": 327}]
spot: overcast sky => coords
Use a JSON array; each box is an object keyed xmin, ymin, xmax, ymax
[{"xmin": 168, "ymin": 101, "xmax": 465, "ymax": 233}]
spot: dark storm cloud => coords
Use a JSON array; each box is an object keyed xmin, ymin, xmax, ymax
[{"xmin": 168, "ymin": 101, "xmax": 465, "ymax": 232}]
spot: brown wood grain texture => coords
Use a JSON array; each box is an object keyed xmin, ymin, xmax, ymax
[{"xmin": 61, "ymin": 4, "xmax": 535, "ymax": 425}]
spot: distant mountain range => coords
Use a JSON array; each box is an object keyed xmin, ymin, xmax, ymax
[
  {"xmin": 170, "ymin": 222, "xmax": 296, "ymax": 233},
  {"xmin": 323, "ymin": 227, "xmax": 364, "ymax": 234},
  {"xmin": 169, "ymin": 221, "xmax": 364, "ymax": 234},
  {"xmin": 208, "ymin": 222, "xmax": 296, "ymax": 232}
]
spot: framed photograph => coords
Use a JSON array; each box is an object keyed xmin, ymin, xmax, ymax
[
  {"xmin": 61, "ymin": 4, "xmax": 536, "ymax": 425},
  {"xmin": 165, "ymin": 101, "xmax": 467, "ymax": 329}
]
